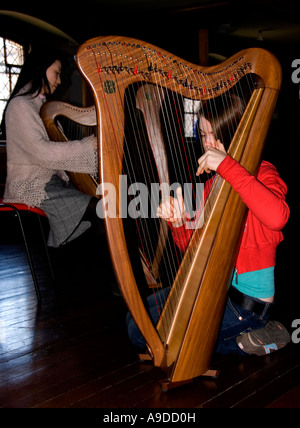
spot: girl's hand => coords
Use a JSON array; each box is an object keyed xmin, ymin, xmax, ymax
[
  {"xmin": 196, "ymin": 140, "xmax": 227, "ymax": 176},
  {"xmin": 157, "ymin": 187, "xmax": 186, "ymax": 228}
]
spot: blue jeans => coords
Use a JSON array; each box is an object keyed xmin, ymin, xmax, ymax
[
  {"xmin": 126, "ymin": 287, "xmax": 170, "ymax": 350},
  {"xmin": 126, "ymin": 288, "xmax": 271, "ymax": 355},
  {"xmin": 216, "ymin": 297, "xmax": 270, "ymax": 355}
]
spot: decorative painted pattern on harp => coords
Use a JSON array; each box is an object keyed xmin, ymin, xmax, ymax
[{"xmin": 61, "ymin": 36, "xmax": 283, "ymax": 386}]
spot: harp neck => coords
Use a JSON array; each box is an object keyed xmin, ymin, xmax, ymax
[{"xmin": 40, "ymin": 101, "xmax": 97, "ymax": 141}]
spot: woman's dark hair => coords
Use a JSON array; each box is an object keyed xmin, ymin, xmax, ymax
[
  {"xmin": 10, "ymin": 47, "xmax": 64, "ymax": 99},
  {"xmin": 198, "ymin": 93, "xmax": 246, "ymax": 151},
  {"xmin": 1, "ymin": 46, "xmax": 65, "ymax": 138}
]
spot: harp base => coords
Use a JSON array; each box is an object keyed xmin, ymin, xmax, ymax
[
  {"xmin": 138, "ymin": 353, "xmax": 153, "ymax": 361},
  {"xmin": 160, "ymin": 369, "xmax": 220, "ymax": 392},
  {"xmin": 139, "ymin": 353, "xmax": 220, "ymax": 391}
]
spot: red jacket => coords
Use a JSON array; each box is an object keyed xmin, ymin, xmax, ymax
[{"xmin": 171, "ymin": 155, "xmax": 290, "ymax": 274}]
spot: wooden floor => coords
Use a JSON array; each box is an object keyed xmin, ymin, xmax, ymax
[{"xmin": 0, "ymin": 211, "xmax": 300, "ymax": 409}]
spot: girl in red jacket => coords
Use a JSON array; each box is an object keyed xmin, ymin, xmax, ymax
[
  {"xmin": 127, "ymin": 94, "xmax": 290, "ymax": 356},
  {"xmin": 156, "ymin": 94, "xmax": 291, "ymax": 355}
]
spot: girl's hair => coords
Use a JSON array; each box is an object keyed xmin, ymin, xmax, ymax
[
  {"xmin": 199, "ymin": 93, "xmax": 246, "ymax": 150},
  {"xmin": 10, "ymin": 47, "xmax": 64, "ymax": 99},
  {"xmin": 1, "ymin": 46, "xmax": 64, "ymax": 138}
]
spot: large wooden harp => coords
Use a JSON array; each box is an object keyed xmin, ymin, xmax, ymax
[{"xmin": 46, "ymin": 36, "xmax": 282, "ymax": 388}]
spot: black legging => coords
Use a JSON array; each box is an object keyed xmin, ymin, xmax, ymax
[{"xmin": 81, "ymin": 196, "xmax": 105, "ymax": 236}]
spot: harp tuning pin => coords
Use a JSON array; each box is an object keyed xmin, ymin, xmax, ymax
[{"xmin": 183, "ymin": 79, "xmax": 189, "ymax": 88}]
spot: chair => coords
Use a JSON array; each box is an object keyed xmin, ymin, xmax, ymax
[{"xmin": 0, "ymin": 199, "xmax": 54, "ymax": 301}]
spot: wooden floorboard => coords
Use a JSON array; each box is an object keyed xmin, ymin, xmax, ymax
[{"xmin": 0, "ymin": 213, "xmax": 300, "ymax": 409}]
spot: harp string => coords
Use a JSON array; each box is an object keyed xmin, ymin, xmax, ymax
[
  {"xmin": 124, "ymin": 58, "xmax": 214, "ymax": 332},
  {"xmin": 118, "ymin": 48, "xmax": 183, "ymax": 335},
  {"xmin": 109, "ymin": 43, "xmax": 175, "ymax": 317},
  {"xmin": 147, "ymin": 62, "xmax": 199, "ymax": 296},
  {"xmin": 124, "ymin": 62, "xmax": 201, "ymax": 331},
  {"xmin": 124, "ymin": 73, "xmax": 171, "ymax": 287},
  {"xmin": 155, "ymin": 76, "xmax": 256, "ymax": 337},
  {"xmin": 90, "ymin": 44, "xmax": 156, "ymax": 279},
  {"xmin": 124, "ymin": 77, "xmax": 184, "ymax": 330},
  {"xmin": 134, "ymin": 85, "xmax": 177, "ymax": 291},
  {"xmin": 112, "ymin": 45, "xmax": 194, "ymax": 332}
]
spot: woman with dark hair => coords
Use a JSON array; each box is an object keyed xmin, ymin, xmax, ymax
[
  {"xmin": 127, "ymin": 94, "xmax": 290, "ymax": 356},
  {"xmin": 2, "ymin": 47, "xmax": 102, "ymax": 248}
]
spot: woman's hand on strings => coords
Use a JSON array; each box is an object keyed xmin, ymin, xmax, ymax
[
  {"xmin": 196, "ymin": 140, "xmax": 227, "ymax": 176},
  {"xmin": 157, "ymin": 187, "xmax": 186, "ymax": 228}
]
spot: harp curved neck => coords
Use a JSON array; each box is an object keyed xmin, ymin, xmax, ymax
[
  {"xmin": 40, "ymin": 101, "xmax": 97, "ymax": 141},
  {"xmin": 41, "ymin": 101, "xmax": 97, "ymax": 126}
]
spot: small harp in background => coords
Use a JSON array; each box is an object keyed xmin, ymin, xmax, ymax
[
  {"xmin": 42, "ymin": 36, "xmax": 281, "ymax": 389},
  {"xmin": 40, "ymin": 101, "xmax": 98, "ymax": 196}
]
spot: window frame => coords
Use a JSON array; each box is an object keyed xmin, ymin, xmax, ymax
[{"xmin": 0, "ymin": 36, "xmax": 25, "ymax": 137}]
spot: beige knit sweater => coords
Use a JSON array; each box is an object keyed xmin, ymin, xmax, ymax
[{"xmin": 3, "ymin": 89, "xmax": 97, "ymax": 207}]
